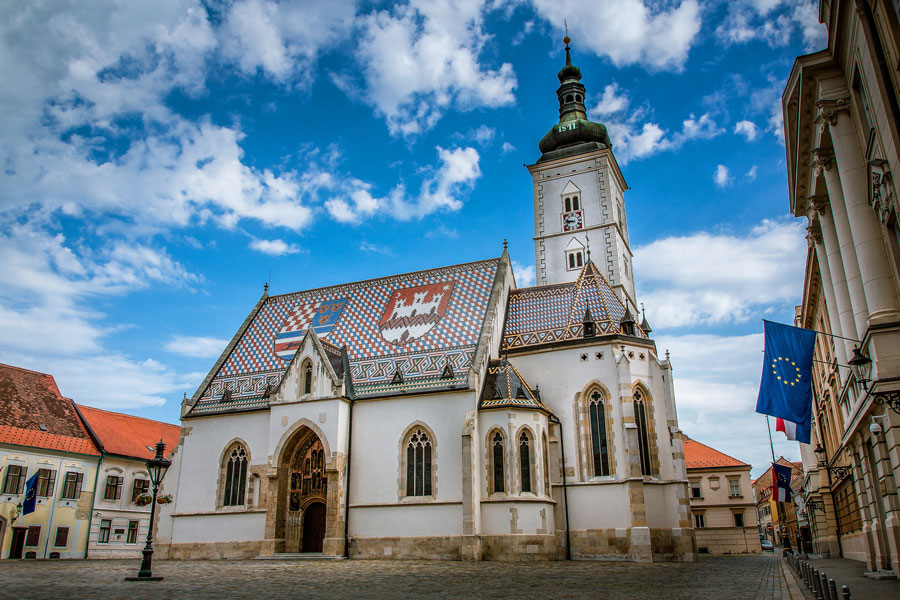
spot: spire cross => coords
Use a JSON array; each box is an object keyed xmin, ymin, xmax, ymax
[
  {"xmin": 585, "ymin": 234, "xmax": 591, "ymax": 260},
  {"xmin": 503, "ymin": 238, "xmax": 508, "ymax": 251}
]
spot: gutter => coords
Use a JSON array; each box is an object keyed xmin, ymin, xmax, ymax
[
  {"xmin": 341, "ymin": 346, "xmax": 355, "ymax": 559},
  {"xmin": 73, "ymin": 403, "xmax": 106, "ymax": 560},
  {"xmin": 548, "ymin": 412, "xmax": 571, "ymax": 560}
]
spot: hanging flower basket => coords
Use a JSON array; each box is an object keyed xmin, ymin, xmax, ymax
[
  {"xmin": 134, "ymin": 493, "xmax": 153, "ymax": 506},
  {"xmin": 156, "ymin": 494, "xmax": 174, "ymax": 505}
]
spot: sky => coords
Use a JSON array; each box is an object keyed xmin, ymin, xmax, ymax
[{"xmin": 0, "ymin": 0, "xmax": 827, "ymax": 477}]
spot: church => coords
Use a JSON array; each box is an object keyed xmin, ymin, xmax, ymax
[{"xmin": 156, "ymin": 39, "xmax": 697, "ymax": 563}]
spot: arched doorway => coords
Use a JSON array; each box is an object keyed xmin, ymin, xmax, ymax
[{"xmin": 284, "ymin": 432, "xmax": 327, "ymax": 553}]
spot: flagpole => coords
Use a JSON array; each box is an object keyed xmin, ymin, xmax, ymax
[
  {"xmin": 760, "ymin": 319, "xmax": 862, "ymax": 344},
  {"xmin": 765, "ymin": 416, "xmax": 782, "ymax": 546}
]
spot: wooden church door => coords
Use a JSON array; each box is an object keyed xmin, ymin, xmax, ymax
[{"xmin": 301, "ymin": 502, "xmax": 326, "ymax": 553}]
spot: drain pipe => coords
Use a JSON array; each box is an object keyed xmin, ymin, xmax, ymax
[
  {"xmin": 548, "ymin": 412, "xmax": 571, "ymax": 560},
  {"xmin": 341, "ymin": 347, "xmax": 355, "ymax": 559}
]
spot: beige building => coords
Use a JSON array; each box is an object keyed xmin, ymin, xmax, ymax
[
  {"xmin": 0, "ymin": 364, "xmax": 102, "ymax": 559},
  {"xmin": 683, "ymin": 438, "xmax": 760, "ymax": 555},
  {"xmin": 782, "ymin": 0, "xmax": 900, "ymax": 576}
]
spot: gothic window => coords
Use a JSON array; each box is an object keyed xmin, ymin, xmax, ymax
[
  {"xmin": 565, "ymin": 197, "xmax": 572, "ymax": 212},
  {"xmin": 572, "ymin": 195, "xmax": 580, "ymax": 210},
  {"xmin": 303, "ymin": 360, "xmax": 312, "ymax": 395},
  {"xmin": 577, "ymin": 252, "xmax": 583, "ymax": 267},
  {"xmin": 223, "ymin": 444, "xmax": 248, "ymax": 506},
  {"xmin": 566, "ymin": 250, "xmax": 584, "ymax": 271},
  {"xmin": 405, "ymin": 428, "xmax": 433, "ymax": 497},
  {"xmin": 519, "ymin": 431, "xmax": 532, "ymax": 493},
  {"xmin": 589, "ymin": 392, "xmax": 610, "ymax": 477},
  {"xmin": 491, "ymin": 431, "xmax": 505, "ymax": 494},
  {"xmin": 633, "ymin": 389, "xmax": 652, "ymax": 476},
  {"xmin": 569, "ymin": 254, "xmax": 576, "ymax": 269},
  {"xmin": 542, "ymin": 432, "xmax": 550, "ymax": 496}
]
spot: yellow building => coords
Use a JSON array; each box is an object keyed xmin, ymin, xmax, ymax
[
  {"xmin": 684, "ymin": 438, "xmax": 760, "ymax": 555},
  {"xmin": 0, "ymin": 364, "xmax": 101, "ymax": 559}
]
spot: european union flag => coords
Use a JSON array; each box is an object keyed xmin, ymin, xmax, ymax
[
  {"xmin": 756, "ymin": 320, "xmax": 816, "ymax": 444},
  {"xmin": 22, "ymin": 472, "xmax": 38, "ymax": 515}
]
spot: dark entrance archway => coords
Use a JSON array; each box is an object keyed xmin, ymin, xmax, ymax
[
  {"xmin": 9, "ymin": 528, "xmax": 26, "ymax": 559},
  {"xmin": 302, "ymin": 502, "xmax": 326, "ymax": 553}
]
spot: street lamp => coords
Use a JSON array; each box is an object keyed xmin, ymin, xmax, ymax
[
  {"xmin": 126, "ymin": 440, "xmax": 171, "ymax": 582},
  {"xmin": 847, "ymin": 346, "xmax": 900, "ymax": 414}
]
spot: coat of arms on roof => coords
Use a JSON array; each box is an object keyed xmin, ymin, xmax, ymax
[
  {"xmin": 274, "ymin": 298, "xmax": 347, "ymax": 360},
  {"xmin": 379, "ymin": 281, "xmax": 455, "ymax": 346}
]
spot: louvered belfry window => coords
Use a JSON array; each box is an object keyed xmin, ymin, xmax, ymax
[
  {"xmin": 223, "ymin": 445, "xmax": 248, "ymax": 506},
  {"xmin": 406, "ymin": 429, "xmax": 432, "ymax": 496}
]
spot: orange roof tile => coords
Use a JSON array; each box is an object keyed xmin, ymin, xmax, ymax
[
  {"xmin": 0, "ymin": 363, "xmax": 100, "ymax": 456},
  {"xmin": 77, "ymin": 405, "xmax": 180, "ymax": 460},
  {"xmin": 684, "ymin": 438, "xmax": 750, "ymax": 470}
]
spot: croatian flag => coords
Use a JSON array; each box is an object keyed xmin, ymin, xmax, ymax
[{"xmin": 775, "ymin": 418, "xmax": 798, "ymax": 441}]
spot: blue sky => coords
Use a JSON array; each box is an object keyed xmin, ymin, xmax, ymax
[{"xmin": 0, "ymin": 0, "xmax": 825, "ymax": 476}]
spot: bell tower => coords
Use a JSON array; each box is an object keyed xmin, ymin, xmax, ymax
[{"xmin": 527, "ymin": 37, "xmax": 636, "ymax": 311}]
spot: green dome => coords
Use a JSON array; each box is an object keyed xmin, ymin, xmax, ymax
[
  {"xmin": 557, "ymin": 63, "xmax": 582, "ymax": 83},
  {"xmin": 539, "ymin": 119, "xmax": 611, "ymax": 154}
]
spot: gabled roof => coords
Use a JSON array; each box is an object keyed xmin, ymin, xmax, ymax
[
  {"xmin": 479, "ymin": 358, "xmax": 549, "ymax": 412},
  {"xmin": 188, "ymin": 258, "xmax": 500, "ymax": 416},
  {"xmin": 503, "ymin": 260, "xmax": 647, "ymax": 350},
  {"xmin": 683, "ymin": 438, "xmax": 749, "ymax": 470},
  {"xmin": 76, "ymin": 405, "xmax": 180, "ymax": 460},
  {"xmin": 0, "ymin": 363, "xmax": 100, "ymax": 456}
]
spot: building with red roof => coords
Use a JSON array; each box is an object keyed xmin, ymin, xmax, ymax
[
  {"xmin": 683, "ymin": 437, "xmax": 760, "ymax": 555},
  {"xmin": 0, "ymin": 363, "xmax": 101, "ymax": 559},
  {"xmin": 76, "ymin": 405, "xmax": 180, "ymax": 559}
]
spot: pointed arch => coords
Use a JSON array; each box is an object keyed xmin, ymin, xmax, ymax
[
  {"xmin": 399, "ymin": 421, "xmax": 437, "ymax": 499},
  {"xmin": 572, "ymin": 381, "xmax": 616, "ymax": 480},
  {"xmin": 541, "ymin": 430, "xmax": 550, "ymax": 497},
  {"xmin": 485, "ymin": 427, "xmax": 507, "ymax": 495},
  {"xmin": 632, "ymin": 382, "xmax": 659, "ymax": 477},
  {"xmin": 515, "ymin": 425, "xmax": 536, "ymax": 494},
  {"xmin": 218, "ymin": 438, "xmax": 251, "ymax": 508},
  {"xmin": 301, "ymin": 358, "xmax": 313, "ymax": 395}
]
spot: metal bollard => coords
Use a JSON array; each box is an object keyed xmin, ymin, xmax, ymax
[
  {"xmin": 828, "ymin": 578, "xmax": 838, "ymax": 600},
  {"xmin": 819, "ymin": 571, "xmax": 828, "ymax": 600},
  {"xmin": 813, "ymin": 568, "xmax": 823, "ymax": 600},
  {"xmin": 841, "ymin": 584, "xmax": 851, "ymax": 599},
  {"xmin": 802, "ymin": 561, "xmax": 808, "ymax": 586}
]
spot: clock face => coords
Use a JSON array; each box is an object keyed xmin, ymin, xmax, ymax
[{"xmin": 563, "ymin": 210, "xmax": 583, "ymax": 231}]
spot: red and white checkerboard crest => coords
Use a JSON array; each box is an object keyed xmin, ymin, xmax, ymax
[
  {"xmin": 379, "ymin": 281, "xmax": 455, "ymax": 346},
  {"xmin": 274, "ymin": 300, "xmax": 319, "ymax": 360}
]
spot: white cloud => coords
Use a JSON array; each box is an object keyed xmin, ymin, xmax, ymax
[
  {"xmin": 747, "ymin": 165, "xmax": 758, "ymax": 180},
  {"xmin": 473, "ymin": 125, "xmax": 495, "ymax": 146},
  {"xmin": 249, "ymin": 239, "xmax": 301, "ymax": 255},
  {"xmin": 734, "ymin": 119, "xmax": 758, "ymax": 141},
  {"xmin": 221, "ymin": 0, "xmax": 355, "ymax": 84},
  {"xmin": 359, "ymin": 241, "xmax": 393, "ymax": 255},
  {"xmin": 655, "ymin": 331, "xmax": 800, "ymax": 476},
  {"xmin": 714, "ymin": 164, "xmax": 732, "ymax": 187},
  {"xmin": 531, "ymin": 0, "xmax": 702, "ymax": 71},
  {"xmin": 681, "ymin": 113, "xmax": 724, "ymax": 140},
  {"xmin": 501, "ymin": 141, "xmax": 516, "ymax": 154},
  {"xmin": 512, "ymin": 261, "xmax": 536, "ymax": 288},
  {"xmin": 424, "ymin": 225, "xmax": 459, "ymax": 239},
  {"xmin": 164, "ymin": 335, "xmax": 229, "ymax": 359},
  {"xmin": 716, "ymin": 0, "xmax": 825, "ymax": 52},
  {"xmin": 353, "ymin": 1, "xmax": 517, "ymax": 135},
  {"xmin": 591, "ymin": 83, "xmax": 630, "ymax": 116},
  {"xmin": 634, "ymin": 219, "xmax": 806, "ymax": 328}
]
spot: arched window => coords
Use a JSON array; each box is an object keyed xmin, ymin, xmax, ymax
[
  {"xmin": 565, "ymin": 197, "xmax": 571, "ymax": 212},
  {"xmin": 565, "ymin": 94, "xmax": 573, "ymax": 103},
  {"xmin": 634, "ymin": 389, "xmax": 652, "ymax": 476},
  {"xmin": 303, "ymin": 360, "xmax": 312, "ymax": 395},
  {"xmin": 569, "ymin": 254, "xmax": 576, "ymax": 269},
  {"xmin": 519, "ymin": 431, "xmax": 532, "ymax": 493},
  {"xmin": 492, "ymin": 431, "xmax": 505, "ymax": 494},
  {"xmin": 406, "ymin": 428, "xmax": 433, "ymax": 497},
  {"xmin": 223, "ymin": 445, "xmax": 248, "ymax": 506},
  {"xmin": 572, "ymin": 196, "xmax": 579, "ymax": 210},
  {"xmin": 589, "ymin": 392, "xmax": 610, "ymax": 476},
  {"xmin": 576, "ymin": 252, "xmax": 583, "ymax": 267}
]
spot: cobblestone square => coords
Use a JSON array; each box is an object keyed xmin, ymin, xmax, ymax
[{"xmin": 0, "ymin": 555, "xmax": 790, "ymax": 600}]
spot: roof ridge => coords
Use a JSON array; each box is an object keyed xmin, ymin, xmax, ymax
[
  {"xmin": 268, "ymin": 256, "xmax": 501, "ymax": 299},
  {"xmin": 76, "ymin": 403, "xmax": 180, "ymax": 428}
]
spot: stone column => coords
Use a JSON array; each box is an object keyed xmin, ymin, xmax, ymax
[
  {"xmin": 806, "ymin": 205, "xmax": 849, "ymax": 370},
  {"xmin": 812, "ymin": 145, "xmax": 869, "ymax": 344},
  {"xmin": 820, "ymin": 98, "xmax": 900, "ymax": 325}
]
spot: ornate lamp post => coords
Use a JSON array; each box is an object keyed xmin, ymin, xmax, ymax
[
  {"xmin": 848, "ymin": 346, "xmax": 900, "ymax": 414},
  {"xmin": 127, "ymin": 440, "xmax": 171, "ymax": 582}
]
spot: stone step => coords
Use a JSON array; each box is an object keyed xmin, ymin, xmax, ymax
[{"xmin": 255, "ymin": 553, "xmax": 345, "ymax": 560}]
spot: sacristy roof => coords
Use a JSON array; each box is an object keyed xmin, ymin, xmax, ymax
[
  {"xmin": 479, "ymin": 358, "xmax": 549, "ymax": 412},
  {"xmin": 0, "ymin": 363, "xmax": 100, "ymax": 456}
]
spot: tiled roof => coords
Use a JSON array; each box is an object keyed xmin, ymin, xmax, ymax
[
  {"xmin": 190, "ymin": 258, "xmax": 499, "ymax": 414},
  {"xmin": 77, "ymin": 405, "xmax": 180, "ymax": 460},
  {"xmin": 479, "ymin": 359, "xmax": 549, "ymax": 412},
  {"xmin": 503, "ymin": 260, "xmax": 645, "ymax": 350},
  {"xmin": 0, "ymin": 363, "xmax": 100, "ymax": 456},
  {"xmin": 684, "ymin": 438, "xmax": 749, "ymax": 469}
]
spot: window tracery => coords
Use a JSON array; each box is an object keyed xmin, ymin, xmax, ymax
[
  {"xmin": 491, "ymin": 431, "xmax": 505, "ymax": 494},
  {"xmin": 223, "ymin": 444, "xmax": 248, "ymax": 506},
  {"xmin": 405, "ymin": 428, "xmax": 433, "ymax": 497},
  {"xmin": 519, "ymin": 430, "xmax": 533, "ymax": 493},
  {"xmin": 589, "ymin": 392, "xmax": 610, "ymax": 477}
]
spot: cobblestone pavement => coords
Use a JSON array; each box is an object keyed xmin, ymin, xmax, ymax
[{"xmin": 0, "ymin": 555, "xmax": 790, "ymax": 600}]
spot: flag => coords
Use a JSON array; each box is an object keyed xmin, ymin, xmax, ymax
[
  {"xmin": 772, "ymin": 463, "xmax": 792, "ymax": 502},
  {"xmin": 775, "ymin": 417, "xmax": 798, "ymax": 441},
  {"xmin": 756, "ymin": 320, "xmax": 816, "ymax": 444},
  {"xmin": 22, "ymin": 472, "xmax": 38, "ymax": 515}
]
